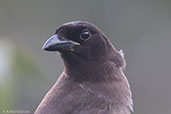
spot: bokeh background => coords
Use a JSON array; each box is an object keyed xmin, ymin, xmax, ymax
[{"xmin": 0, "ymin": 0, "xmax": 171, "ymax": 114}]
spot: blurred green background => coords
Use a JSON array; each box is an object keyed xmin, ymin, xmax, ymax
[{"xmin": 0, "ymin": 0, "xmax": 171, "ymax": 114}]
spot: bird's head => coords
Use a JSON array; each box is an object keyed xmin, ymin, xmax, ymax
[{"xmin": 43, "ymin": 21, "xmax": 124, "ymax": 69}]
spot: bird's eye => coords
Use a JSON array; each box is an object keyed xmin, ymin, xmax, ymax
[{"xmin": 80, "ymin": 29, "xmax": 90, "ymax": 41}]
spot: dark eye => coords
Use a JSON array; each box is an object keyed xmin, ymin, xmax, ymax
[{"xmin": 80, "ymin": 29, "xmax": 90, "ymax": 41}]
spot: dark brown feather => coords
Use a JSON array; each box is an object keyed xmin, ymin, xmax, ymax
[{"xmin": 35, "ymin": 21, "xmax": 133, "ymax": 114}]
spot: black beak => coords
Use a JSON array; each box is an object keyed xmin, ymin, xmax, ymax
[{"xmin": 42, "ymin": 34, "xmax": 80, "ymax": 51}]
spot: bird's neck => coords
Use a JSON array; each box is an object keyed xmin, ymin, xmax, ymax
[
  {"xmin": 60, "ymin": 47, "xmax": 124, "ymax": 83},
  {"xmin": 63, "ymin": 59, "xmax": 121, "ymax": 83}
]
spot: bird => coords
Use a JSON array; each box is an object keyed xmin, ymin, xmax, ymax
[{"xmin": 34, "ymin": 21, "xmax": 133, "ymax": 114}]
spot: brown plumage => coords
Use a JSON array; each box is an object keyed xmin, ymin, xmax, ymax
[{"xmin": 34, "ymin": 21, "xmax": 133, "ymax": 114}]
